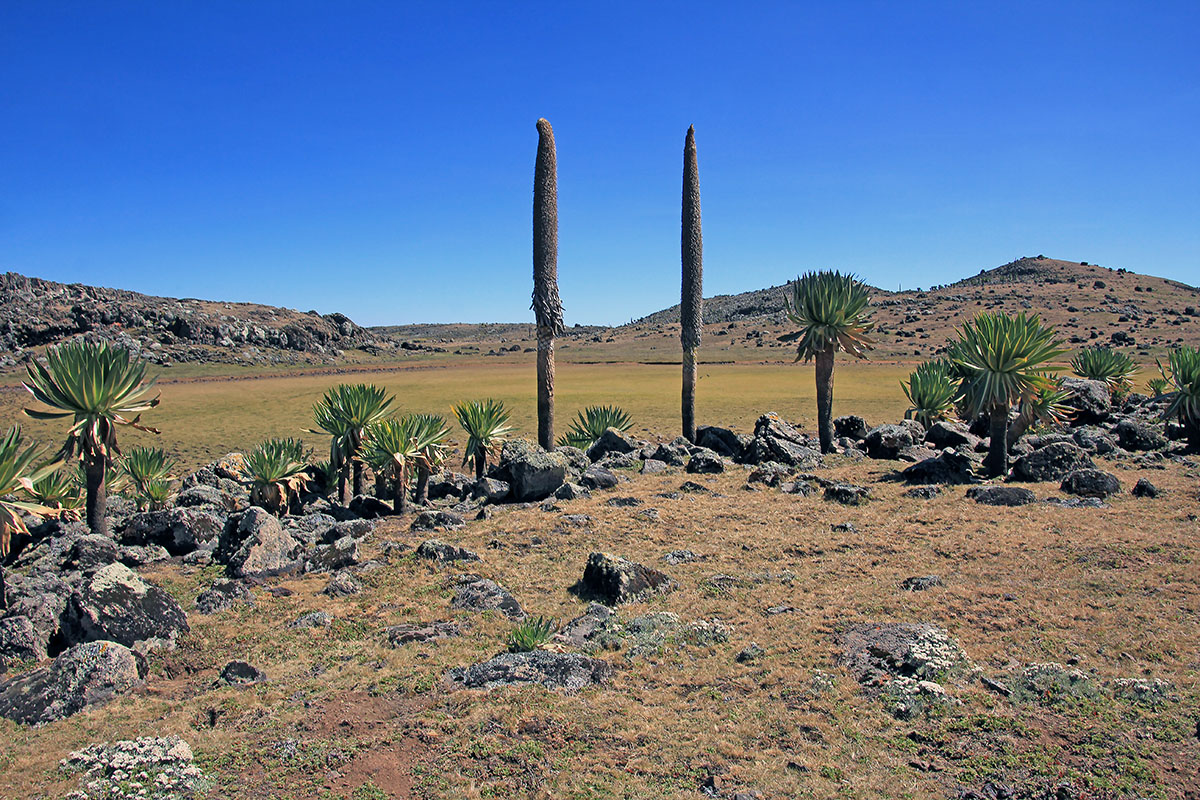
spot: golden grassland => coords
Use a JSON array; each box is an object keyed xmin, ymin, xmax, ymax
[
  {"xmin": 1, "ymin": 457, "xmax": 1197, "ymax": 799},
  {"xmin": 0, "ymin": 360, "xmax": 916, "ymax": 469}
]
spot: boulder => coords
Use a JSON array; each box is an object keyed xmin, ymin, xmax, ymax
[
  {"xmin": 902, "ymin": 448, "xmax": 977, "ymax": 485},
  {"xmin": 686, "ymin": 450, "xmax": 725, "ymax": 474},
  {"xmin": 897, "ymin": 445, "xmax": 937, "ymax": 464},
  {"xmin": 451, "ymin": 575, "xmax": 525, "ymax": 619},
  {"xmin": 1132, "ymin": 478, "xmax": 1160, "ymax": 498},
  {"xmin": 118, "ymin": 545, "xmax": 171, "ymax": 567},
  {"xmin": 64, "ymin": 535, "xmax": 120, "ymax": 573},
  {"xmin": 834, "ymin": 415, "xmax": 869, "ymax": 440},
  {"xmin": 64, "ymin": 563, "xmax": 189, "ymax": 650},
  {"xmin": 304, "ymin": 535, "xmax": 361, "ymax": 573},
  {"xmin": 1073, "ymin": 427, "xmax": 1118, "ymax": 456},
  {"xmin": 219, "ymin": 508, "xmax": 303, "ymax": 579},
  {"xmin": 1115, "ymin": 418, "xmax": 1167, "ymax": 452},
  {"xmin": 470, "ymin": 478, "xmax": 511, "ymax": 503},
  {"xmin": 649, "ymin": 443, "xmax": 688, "ymax": 466},
  {"xmin": 1012, "ymin": 442, "xmax": 1093, "ymax": 482},
  {"xmin": 864, "ymin": 424, "xmax": 917, "ymax": 460},
  {"xmin": 448, "ymin": 651, "xmax": 612, "ymax": 692},
  {"xmin": 553, "ymin": 483, "xmax": 590, "ymax": 501},
  {"xmin": 427, "ymin": 471, "xmax": 473, "ymax": 501},
  {"xmin": 214, "ymin": 660, "xmax": 266, "ymax": 687},
  {"xmin": 415, "ymin": 540, "xmax": 481, "ymax": 564},
  {"xmin": 410, "ymin": 510, "xmax": 466, "ymax": 533},
  {"xmin": 695, "ymin": 426, "xmax": 748, "ymax": 460},
  {"xmin": 639, "ymin": 459, "xmax": 667, "ymax": 474},
  {"xmin": 195, "ymin": 579, "xmax": 254, "ymax": 614},
  {"xmin": 835, "ymin": 622, "xmax": 968, "ymax": 718},
  {"xmin": 494, "ymin": 440, "xmax": 568, "ymax": 501},
  {"xmin": 120, "ymin": 508, "xmax": 222, "ymax": 556},
  {"xmin": 322, "ymin": 571, "xmax": 362, "ymax": 597},
  {"xmin": 580, "ymin": 466, "xmax": 618, "ymax": 490},
  {"xmin": 824, "ymin": 484, "xmax": 870, "ymax": 506},
  {"xmin": 558, "ymin": 603, "xmax": 615, "ymax": 647},
  {"xmin": 745, "ymin": 414, "xmax": 820, "ymax": 467},
  {"xmin": 585, "ymin": 428, "xmax": 638, "ymax": 462},
  {"xmin": 967, "ymin": 486, "xmax": 1036, "ymax": 506},
  {"xmin": 348, "ymin": 494, "xmax": 392, "ymax": 519},
  {"xmin": 924, "ymin": 421, "xmax": 979, "ymax": 450},
  {"xmin": 0, "ymin": 640, "xmax": 143, "ymax": 724},
  {"xmin": 1061, "ymin": 377, "xmax": 1112, "ymax": 423},
  {"xmin": 1, "ymin": 576, "xmax": 69, "ymax": 659},
  {"xmin": 903, "ymin": 486, "xmax": 942, "ymax": 499},
  {"xmin": 0, "ymin": 615, "xmax": 42, "ymax": 664},
  {"xmin": 385, "ymin": 620, "xmax": 461, "ymax": 646},
  {"xmin": 1060, "ymin": 469, "xmax": 1121, "ymax": 498},
  {"xmin": 574, "ymin": 552, "xmax": 676, "ymax": 605}
]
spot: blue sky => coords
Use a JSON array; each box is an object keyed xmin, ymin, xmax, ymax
[{"xmin": 3, "ymin": 2, "xmax": 1198, "ymax": 326}]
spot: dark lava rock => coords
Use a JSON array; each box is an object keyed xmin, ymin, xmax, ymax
[
  {"xmin": 696, "ymin": 425, "xmax": 748, "ymax": 460},
  {"xmin": 121, "ymin": 508, "xmax": 222, "ymax": 556},
  {"xmin": 218, "ymin": 508, "xmax": 303, "ymax": 579},
  {"xmin": 686, "ymin": 450, "xmax": 725, "ymax": 474},
  {"xmin": 747, "ymin": 462, "xmax": 792, "ymax": 487},
  {"xmin": 448, "ymin": 650, "xmax": 612, "ymax": 692},
  {"xmin": 64, "ymin": 563, "xmax": 189, "ymax": 650},
  {"xmin": 735, "ymin": 643, "xmax": 765, "ymax": 664},
  {"xmin": 824, "ymin": 484, "xmax": 870, "ymax": 506},
  {"xmin": 553, "ymin": 482, "xmax": 590, "ymax": 500},
  {"xmin": 1116, "ymin": 418, "xmax": 1167, "ymax": 452},
  {"xmin": 427, "ymin": 471, "xmax": 473, "ymax": 501},
  {"xmin": 410, "ymin": 510, "xmax": 466, "ymax": 533},
  {"xmin": 118, "ymin": 544, "xmax": 171, "ymax": 567},
  {"xmin": 924, "ymin": 421, "xmax": 980, "ymax": 451},
  {"xmin": 348, "ymin": 494, "xmax": 392, "ymax": 519},
  {"xmin": 606, "ymin": 496, "xmax": 643, "ymax": 508},
  {"xmin": 415, "ymin": 539, "xmax": 481, "ymax": 564},
  {"xmin": 288, "ymin": 611, "xmax": 332, "ymax": 629},
  {"xmin": 558, "ymin": 602, "xmax": 615, "ymax": 647},
  {"xmin": 494, "ymin": 440, "xmax": 568, "ymax": 501},
  {"xmin": 900, "ymin": 575, "xmax": 943, "ymax": 591},
  {"xmin": 470, "ymin": 477, "xmax": 511, "ymax": 503},
  {"xmin": 195, "ymin": 579, "xmax": 254, "ymax": 614},
  {"xmin": 640, "ymin": 458, "xmax": 667, "ymax": 474},
  {"xmin": 864, "ymin": 424, "xmax": 918, "ymax": 460},
  {"xmin": 451, "ymin": 575, "xmax": 525, "ymax": 619},
  {"xmin": 662, "ymin": 549, "xmax": 701, "ymax": 565},
  {"xmin": 1061, "ymin": 377, "xmax": 1112, "ymax": 423},
  {"xmin": 1132, "ymin": 478, "xmax": 1160, "ymax": 498},
  {"xmin": 580, "ymin": 466, "xmax": 619, "ymax": 490},
  {"xmin": 1012, "ymin": 442, "xmax": 1093, "ymax": 482},
  {"xmin": 0, "ymin": 640, "xmax": 143, "ymax": 724},
  {"xmin": 1045, "ymin": 497, "xmax": 1107, "ymax": 508},
  {"xmin": 1073, "ymin": 427, "xmax": 1118, "ymax": 456},
  {"xmin": 385, "ymin": 620, "xmax": 461, "ymax": 646},
  {"xmin": 322, "ymin": 571, "xmax": 362, "ymax": 597},
  {"xmin": 585, "ymin": 428, "xmax": 638, "ymax": 462},
  {"xmin": 744, "ymin": 414, "xmax": 821, "ymax": 468},
  {"xmin": 678, "ymin": 481, "xmax": 712, "ymax": 494},
  {"xmin": 0, "ymin": 616, "xmax": 42, "ymax": 664},
  {"xmin": 967, "ymin": 486, "xmax": 1036, "ymax": 506},
  {"xmin": 903, "ymin": 486, "xmax": 942, "ymax": 499},
  {"xmin": 214, "ymin": 660, "xmax": 266, "ymax": 687},
  {"xmin": 649, "ymin": 442, "xmax": 689, "ymax": 466},
  {"xmin": 305, "ymin": 535, "xmax": 361, "ymax": 573},
  {"xmin": 64, "ymin": 535, "xmax": 120, "ymax": 572},
  {"xmin": 834, "ymin": 415, "xmax": 869, "ymax": 440},
  {"xmin": 1060, "ymin": 469, "xmax": 1121, "ymax": 498},
  {"xmin": 574, "ymin": 552, "xmax": 677, "ymax": 605},
  {"xmin": 902, "ymin": 448, "xmax": 977, "ymax": 485}
]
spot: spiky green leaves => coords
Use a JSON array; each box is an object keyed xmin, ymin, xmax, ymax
[
  {"xmin": 241, "ymin": 438, "xmax": 309, "ymax": 515},
  {"xmin": 22, "ymin": 341, "xmax": 161, "ymax": 463},
  {"xmin": 121, "ymin": 446, "xmax": 176, "ymax": 511},
  {"xmin": 532, "ymin": 118, "xmax": 564, "ymax": 336},
  {"xmin": 784, "ymin": 271, "xmax": 875, "ymax": 361},
  {"xmin": 1157, "ymin": 346, "xmax": 1200, "ymax": 435},
  {"xmin": 308, "ymin": 383, "xmax": 396, "ymax": 468},
  {"xmin": 508, "ymin": 615, "xmax": 556, "ymax": 653},
  {"xmin": 947, "ymin": 312, "xmax": 1066, "ymax": 416},
  {"xmin": 452, "ymin": 399, "xmax": 513, "ymax": 473},
  {"xmin": 902, "ymin": 360, "xmax": 959, "ymax": 428},
  {"xmin": 0, "ymin": 426, "xmax": 59, "ymax": 556},
  {"xmin": 361, "ymin": 416, "xmax": 424, "ymax": 485},
  {"xmin": 558, "ymin": 405, "xmax": 634, "ymax": 450},
  {"xmin": 1071, "ymin": 346, "xmax": 1137, "ymax": 394}
]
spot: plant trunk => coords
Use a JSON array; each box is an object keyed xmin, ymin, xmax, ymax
[
  {"xmin": 815, "ymin": 344, "xmax": 836, "ymax": 454},
  {"xmin": 682, "ymin": 346, "xmax": 698, "ymax": 442},
  {"xmin": 337, "ymin": 467, "xmax": 349, "ymax": 506},
  {"xmin": 352, "ymin": 461, "xmax": 364, "ymax": 497},
  {"xmin": 84, "ymin": 454, "xmax": 108, "ymax": 537},
  {"xmin": 374, "ymin": 470, "xmax": 389, "ymax": 499},
  {"xmin": 986, "ymin": 405, "xmax": 1010, "ymax": 478},
  {"xmin": 393, "ymin": 467, "xmax": 407, "ymax": 515},
  {"xmin": 475, "ymin": 452, "xmax": 486, "ymax": 481},
  {"xmin": 415, "ymin": 465, "xmax": 431, "ymax": 506},
  {"xmin": 0, "ymin": 563, "xmax": 7, "ymax": 610},
  {"xmin": 533, "ymin": 118, "xmax": 563, "ymax": 451},
  {"xmin": 680, "ymin": 124, "xmax": 703, "ymax": 443},
  {"xmin": 1006, "ymin": 407, "xmax": 1033, "ymax": 450}
]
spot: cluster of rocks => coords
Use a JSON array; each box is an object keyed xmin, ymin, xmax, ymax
[{"xmin": 0, "ymin": 271, "xmax": 379, "ymax": 367}]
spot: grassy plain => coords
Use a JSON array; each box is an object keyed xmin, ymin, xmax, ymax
[{"xmin": 0, "ymin": 359, "xmax": 913, "ymax": 469}]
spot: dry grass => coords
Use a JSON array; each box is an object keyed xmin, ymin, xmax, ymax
[{"xmin": 2, "ymin": 453, "xmax": 1197, "ymax": 799}]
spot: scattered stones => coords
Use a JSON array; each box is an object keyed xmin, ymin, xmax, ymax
[
  {"xmin": 639, "ymin": 458, "xmax": 667, "ymax": 474},
  {"xmin": 903, "ymin": 486, "xmax": 942, "ymax": 499},
  {"xmin": 834, "ymin": 415, "xmax": 869, "ymax": 440},
  {"xmin": 385, "ymin": 620, "xmax": 461, "ymax": 646},
  {"xmin": 288, "ymin": 611, "xmax": 332, "ymax": 629},
  {"xmin": 1116, "ymin": 418, "xmax": 1166, "ymax": 451},
  {"xmin": 322, "ymin": 571, "xmax": 362, "ymax": 597},
  {"xmin": 580, "ymin": 466, "xmax": 619, "ymax": 490},
  {"xmin": 678, "ymin": 481, "xmax": 712, "ymax": 494},
  {"xmin": 1060, "ymin": 469, "xmax": 1121, "ymax": 498},
  {"xmin": 967, "ymin": 486, "xmax": 1036, "ymax": 506},
  {"xmin": 573, "ymin": 552, "xmax": 677, "ymax": 605},
  {"xmin": 415, "ymin": 539, "xmax": 481, "ymax": 564},
  {"xmin": 214, "ymin": 660, "xmax": 266, "ymax": 687},
  {"xmin": 1045, "ymin": 496, "xmax": 1106, "ymax": 509},
  {"xmin": 448, "ymin": 650, "xmax": 612, "ymax": 692},
  {"xmin": 195, "ymin": 579, "xmax": 255, "ymax": 614},
  {"xmin": 451, "ymin": 575, "xmax": 525, "ymax": 619},
  {"xmin": 410, "ymin": 510, "xmax": 466, "ymax": 533},
  {"xmin": 900, "ymin": 575, "xmax": 943, "ymax": 591},
  {"xmin": 662, "ymin": 549, "xmax": 701, "ymax": 565},
  {"xmin": 824, "ymin": 483, "xmax": 870, "ymax": 506},
  {"xmin": 606, "ymin": 496, "xmax": 643, "ymax": 508},
  {"xmin": 1132, "ymin": 478, "xmax": 1160, "ymax": 498},
  {"xmin": 0, "ymin": 640, "xmax": 143, "ymax": 724}
]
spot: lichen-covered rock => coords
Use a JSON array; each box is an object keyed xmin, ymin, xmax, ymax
[
  {"xmin": 824, "ymin": 483, "xmax": 870, "ymax": 506},
  {"xmin": 1116, "ymin": 418, "xmax": 1167, "ymax": 452},
  {"xmin": 218, "ymin": 508, "xmax": 302, "ymax": 578},
  {"xmin": 834, "ymin": 415, "xmax": 869, "ymax": 440},
  {"xmin": 696, "ymin": 425, "xmax": 748, "ymax": 460},
  {"xmin": 836, "ymin": 622, "xmax": 970, "ymax": 718},
  {"xmin": 574, "ymin": 552, "xmax": 677, "ymax": 605},
  {"xmin": 64, "ymin": 535, "xmax": 120, "ymax": 572},
  {"xmin": 64, "ymin": 563, "xmax": 189, "ymax": 650},
  {"xmin": 924, "ymin": 421, "xmax": 979, "ymax": 450},
  {"xmin": 1061, "ymin": 377, "xmax": 1112, "ymax": 423},
  {"xmin": 1012, "ymin": 442, "xmax": 1093, "ymax": 482},
  {"xmin": 410, "ymin": 510, "xmax": 466, "ymax": 533},
  {"xmin": 0, "ymin": 640, "xmax": 143, "ymax": 724},
  {"xmin": 902, "ymin": 448, "xmax": 978, "ymax": 485},
  {"xmin": 120, "ymin": 508, "xmax": 223, "ymax": 555},
  {"xmin": 415, "ymin": 539, "xmax": 480, "ymax": 564},
  {"xmin": 0, "ymin": 615, "xmax": 42, "ymax": 664},
  {"xmin": 585, "ymin": 428, "xmax": 639, "ymax": 462},
  {"xmin": 194, "ymin": 579, "xmax": 254, "ymax": 614},
  {"xmin": 59, "ymin": 736, "xmax": 205, "ymax": 798},
  {"xmin": 385, "ymin": 620, "xmax": 461, "ymax": 646},
  {"xmin": 967, "ymin": 486, "xmax": 1036, "ymax": 506},
  {"xmin": 1060, "ymin": 469, "xmax": 1121, "ymax": 498},
  {"xmin": 448, "ymin": 650, "xmax": 612, "ymax": 692},
  {"xmin": 451, "ymin": 575, "xmax": 525, "ymax": 619},
  {"xmin": 686, "ymin": 450, "xmax": 725, "ymax": 474},
  {"xmin": 305, "ymin": 535, "xmax": 360, "ymax": 573}
]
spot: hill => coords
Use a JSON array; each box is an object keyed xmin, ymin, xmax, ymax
[{"xmin": 0, "ymin": 272, "xmax": 382, "ymax": 368}]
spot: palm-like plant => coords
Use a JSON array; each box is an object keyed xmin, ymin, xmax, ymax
[
  {"xmin": 241, "ymin": 438, "xmax": 309, "ymax": 515},
  {"xmin": 947, "ymin": 312, "xmax": 1066, "ymax": 476},
  {"xmin": 452, "ymin": 399, "xmax": 513, "ymax": 480},
  {"xmin": 121, "ymin": 446, "xmax": 176, "ymax": 511},
  {"xmin": 1156, "ymin": 347, "xmax": 1200, "ymax": 441},
  {"xmin": 22, "ymin": 341, "xmax": 160, "ymax": 535},
  {"xmin": 557, "ymin": 405, "xmax": 634, "ymax": 451},
  {"xmin": 902, "ymin": 360, "xmax": 959, "ymax": 429},
  {"xmin": 30, "ymin": 467, "xmax": 84, "ymax": 520},
  {"xmin": 308, "ymin": 383, "xmax": 395, "ymax": 504},
  {"xmin": 361, "ymin": 417, "xmax": 424, "ymax": 514},
  {"xmin": 410, "ymin": 413, "xmax": 451, "ymax": 505},
  {"xmin": 1071, "ymin": 346, "xmax": 1137, "ymax": 396},
  {"xmin": 680, "ymin": 124, "xmax": 704, "ymax": 442},
  {"xmin": 783, "ymin": 271, "xmax": 875, "ymax": 453},
  {"xmin": 533, "ymin": 118, "xmax": 565, "ymax": 451},
  {"xmin": 1146, "ymin": 376, "xmax": 1169, "ymax": 397},
  {"xmin": 1007, "ymin": 374, "xmax": 1073, "ymax": 448},
  {"xmin": 0, "ymin": 427, "xmax": 58, "ymax": 609}
]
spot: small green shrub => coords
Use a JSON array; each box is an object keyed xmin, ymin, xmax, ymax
[
  {"xmin": 507, "ymin": 615, "xmax": 555, "ymax": 652},
  {"xmin": 558, "ymin": 405, "xmax": 633, "ymax": 450},
  {"xmin": 1071, "ymin": 346, "xmax": 1137, "ymax": 394},
  {"xmin": 901, "ymin": 359, "xmax": 959, "ymax": 428}
]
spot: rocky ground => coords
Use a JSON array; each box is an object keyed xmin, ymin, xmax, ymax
[{"xmin": 1, "ymin": 379, "xmax": 1198, "ymax": 799}]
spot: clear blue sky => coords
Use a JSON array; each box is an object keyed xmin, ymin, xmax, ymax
[{"xmin": 3, "ymin": 2, "xmax": 1198, "ymax": 326}]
